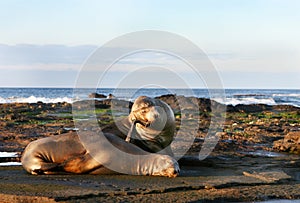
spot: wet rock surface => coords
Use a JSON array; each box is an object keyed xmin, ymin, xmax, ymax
[
  {"xmin": 0, "ymin": 95, "xmax": 300, "ymax": 202},
  {"xmin": 273, "ymin": 131, "xmax": 300, "ymax": 154},
  {"xmin": 0, "ymin": 155, "xmax": 299, "ymax": 202}
]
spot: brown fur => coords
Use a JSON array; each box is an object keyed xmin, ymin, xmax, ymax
[
  {"xmin": 21, "ymin": 96, "xmax": 179, "ymax": 177},
  {"xmin": 103, "ymin": 96, "xmax": 176, "ymax": 154}
]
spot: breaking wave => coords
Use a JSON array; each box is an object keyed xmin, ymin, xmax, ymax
[
  {"xmin": 214, "ymin": 97, "xmax": 277, "ymax": 106},
  {"xmin": 0, "ymin": 88, "xmax": 299, "ymax": 107},
  {"xmin": 0, "ymin": 96, "xmax": 74, "ymax": 104}
]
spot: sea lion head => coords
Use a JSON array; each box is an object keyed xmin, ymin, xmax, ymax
[
  {"xmin": 129, "ymin": 96, "xmax": 167, "ymax": 131},
  {"xmin": 126, "ymin": 96, "xmax": 175, "ymax": 153}
]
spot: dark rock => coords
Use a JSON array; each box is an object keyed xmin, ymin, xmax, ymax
[
  {"xmin": 108, "ymin": 94, "xmax": 115, "ymax": 99},
  {"xmin": 227, "ymin": 104, "xmax": 300, "ymax": 113},
  {"xmin": 273, "ymin": 105, "xmax": 300, "ymax": 112},
  {"xmin": 227, "ymin": 104, "xmax": 273, "ymax": 113},
  {"xmin": 155, "ymin": 94, "xmax": 225, "ymax": 115},
  {"xmin": 73, "ymin": 100, "xmax": 110, "ymax": 110},
  {"xmin": 88, "ymin": 93, "xmax": 107, "ymax": 99},
  {"xmin": 266, "ymin": 125, "xmax": 284, "ymax": 133},
  {"xmin": 155, "ymin": 94, "xmax": 180, "ymax": 112},
  {"xmin": 73, "ymin": 99, "xmax": 133, "ymax": 111},
  {"xmin": 155, "ymin": 94, "xmax": 216, "ymax": 113}
]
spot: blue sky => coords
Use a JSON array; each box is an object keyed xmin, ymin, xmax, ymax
[{"xmin": 0, "ymin": 0, "xmax": 299, "ymax": 88}]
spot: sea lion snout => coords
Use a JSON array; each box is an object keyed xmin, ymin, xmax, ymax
[
  {"xmin": 130, "ymin": 96, "xmax": 167, "ymax": 127},
  {"xmin": 143, "ymin": 106, "xmax": 161, "ymax": 124},
  {"xmin": 150, "ymin": 155, "xmax": 180, "ymax": 178}
]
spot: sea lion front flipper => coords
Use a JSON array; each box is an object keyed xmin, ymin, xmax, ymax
[
  {"xmin": 31, "ymin": 163, "xmax": 61, "ymax": 175},
  {"xmin": 62, "ymin": 153, "xmax": 101, "ymax": 174}
]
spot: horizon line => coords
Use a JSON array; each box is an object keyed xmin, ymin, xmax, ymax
[{"xmin": 0, "ymin": 86, "xmax": 298, "ymax": 90}]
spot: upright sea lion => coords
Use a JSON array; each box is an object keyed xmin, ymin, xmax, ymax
[
  {"xmin": 103, "ymin": 96, "xmax": 176, "ymax": 155},
  {"xmin": 21, "ymin": 96, "xmax": 179, "ymax": 177}
]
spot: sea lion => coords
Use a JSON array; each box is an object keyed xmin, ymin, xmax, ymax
[
  {"xmin": 103, "ymin": 96, "xmax": 176, "ymax": 155},
  {"xmin": 21, "ymin": 96, "xmax": 179, "ymax": 177},
  {"xmin": 21, "ymin": 132, "xmax": 179, "ymax": 177}
]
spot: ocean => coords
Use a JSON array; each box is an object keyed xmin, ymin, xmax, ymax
[{"xmin": 0, "ymin": 88, "xmax": 299, "ymax": 107}]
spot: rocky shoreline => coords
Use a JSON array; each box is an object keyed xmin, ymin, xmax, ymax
[
  {"xmin": 0, "ymin": 95, "xmax": 299, "ymax": 202},
  {"xmin": 1, "ymin": 94, "xmax": 299, "ymax": 154}
]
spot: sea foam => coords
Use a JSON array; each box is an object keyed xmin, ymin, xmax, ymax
[
  {"xmin": 214, "ymin": 97, "xmax": 277, "ymax": 106},
  {"xmin": 0, "ymin": 96, "xmax": 74, "ymax": 104}
]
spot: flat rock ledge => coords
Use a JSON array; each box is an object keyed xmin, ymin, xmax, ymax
[{"xmin": 0, "ymin": 156, "xmax": 299, "ymax": 203}]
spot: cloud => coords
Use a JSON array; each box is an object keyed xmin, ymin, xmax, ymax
[
  {"xmin": 0, "ymin": 64, "xmax": 81, "ymax": 71},
  {"xmin": 0, "ymin": 69, "xmax": 78, "ymax": 87},
  {"xmin": 80, "ymin": 49, "xmax": 220, "ymax": 73},
  {"xmin": 1, "ymin": 43, "xmax": 299, "ymax": 75},
  {"xmin": 0, "ymin": 44, "xmax": 217, "ymax": 73},
  {"xmin": 209, "ymin": 46, "xmax": 300, "ymax": 73},
  {"xmin": 0, "ymin": 44, "xmax": 96, "ymax": 66}
]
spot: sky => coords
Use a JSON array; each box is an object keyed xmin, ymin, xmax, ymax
[{"xmin": 0, "ymin": 0, "xmax": 299, "ymax": 89}]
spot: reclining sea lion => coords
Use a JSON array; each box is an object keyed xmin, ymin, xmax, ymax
[
  {"xmin": 21, "ymin": 96, "xmax": 179, "ymax": 177},
  {"xmin": 21, "ymin": 132, "xmax": 179, "ymax": 176}
]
